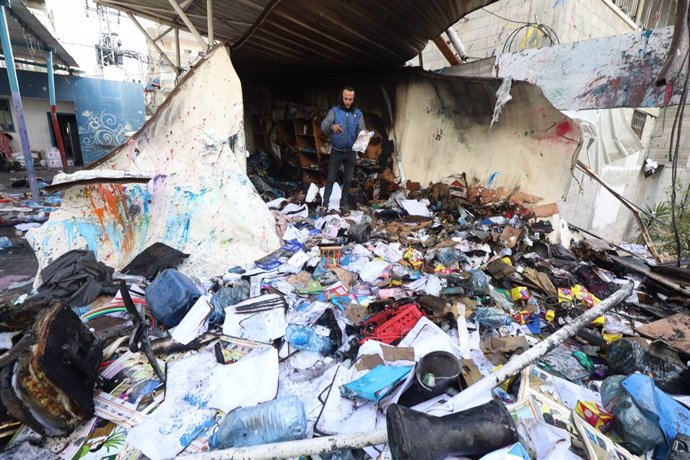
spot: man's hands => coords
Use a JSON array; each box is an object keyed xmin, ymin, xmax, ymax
[{"xmin": 332, "ymin": 124, "xmax": 344, "ymax": 134}]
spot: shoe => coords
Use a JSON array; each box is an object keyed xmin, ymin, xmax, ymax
[
  {"xmin": 316, "ymin": 206, "xmax": 326, "ymax": 216},
  {"xmin": 340, "ymin": 207, "xmax": 350, "ymax": 217}
]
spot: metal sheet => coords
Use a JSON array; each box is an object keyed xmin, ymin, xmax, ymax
[
  {"xmin": 27, "ymin": 45, "xmax": 281, "ymax": 279},
  {"xmin": 497, "ymin": 27, "xmax": 685, "ymax": 110},
  {"xmin": 97, "ymin": 0, "xmax": 497, "ymax": 80},
  {"xmin": 393, "ymin": 71, "xmax": 582, "ymax": 204},
  {"xmin": 2, "ymin": 2, "xmax": 78, "ymax": 69}
]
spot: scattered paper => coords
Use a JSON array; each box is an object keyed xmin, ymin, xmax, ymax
[
  {"xmin": 170, "ymin": 295, "xmax": 212, "ymax": 345},
  {"xmin": 126, "ymin": 351, "xmax": 219, "ymax": 460},
  {"xmin": 399, "ymin": 199, "xmax": 431, "ymax": 217},
  {"xmin": 208, "ymin": 347, "xmax": 278, "ymax": 412},
  {"xmin": 223, "ymin": 294, "xmax": 287, "ymax": 342}
]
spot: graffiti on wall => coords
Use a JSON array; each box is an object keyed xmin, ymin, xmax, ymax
[
  {"xmin": 73, "ymin": 78, "xmax": 145, "ymax": 164},
  {"xmin": 80, "ymin": 110, "xmax": 131, "ymax": 151}
]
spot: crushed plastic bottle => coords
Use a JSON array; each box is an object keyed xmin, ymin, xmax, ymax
[
  {"xmin": 488, "ymin": 285, "xmax": 514, "ymax": 312},
  {"xmin": 209, "ymin": 395, "xmax": 307, "ymax": 450},
  {"xmin": 286, "ymin": 308, "xmax": 341, "ymax": 355},
  {"xmin": 600, "ymin": 375, "xmax": 666, "ymax": 455},
  {"xmin": 286, "ymin": 324, "xmax": 335, "ymax": 354},
  {"xmin": 0, "ymin": 237, "xmax": 12, "ymax": 249},
  {"xmin": 436, "ymin": 248, "xmax": 466, "ymax": 267},
  {"xmin": 472, "ymin": 307, "xmax": 511, "ymax": 329},
  {"xmin": 465, "ymin": 270, "xmax": 490, "ymax": 295}
]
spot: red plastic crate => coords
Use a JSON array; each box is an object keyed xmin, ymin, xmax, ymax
[{"xmin": 359, "ymin": 303, "xmax": 424, "ymax": 345}]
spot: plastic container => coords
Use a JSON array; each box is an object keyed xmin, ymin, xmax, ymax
[
  {"xmin": 145, "ymin": 269, "xmax": 201, "ymax": 327},
  {"xmin": 600, "ymin": 375, "xmax": 665, "ymax": 455},
  {"xmin": 473, "ymin": 307, "xmax": 511, "ymax": 329},
  {"xmin": 0, "ymin": 236, "xmax": 12, "ymax": 249},
  {"xmin": 209, "ymin": 395, "xmax": 307, "ymax": 450},
  {"xmin": 286, "ymin": 324, "xmax": 335, "ymax": 354}
]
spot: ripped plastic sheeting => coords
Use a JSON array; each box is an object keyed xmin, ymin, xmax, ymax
[{"xmin": 27, "ymin": 45, "xmax": 281, "ymax": 279}]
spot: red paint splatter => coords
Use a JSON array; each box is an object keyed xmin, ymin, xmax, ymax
[
  {"xmin": 86, "ymin": 183, "xmax": 134, "ymax": 253},
  {"xmin": 555, "ymin": 121, "xmax": 573, "ymax": 137}
]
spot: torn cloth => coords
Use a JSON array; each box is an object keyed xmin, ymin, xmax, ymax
[{"xmin": 36, "ymin": 249, "xmax": 113, "ymax": 307}]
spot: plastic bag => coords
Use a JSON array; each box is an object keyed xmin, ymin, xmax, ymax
[{"xmin": 352, "ymin": 130, "xmax": 374, "ymax": 153}]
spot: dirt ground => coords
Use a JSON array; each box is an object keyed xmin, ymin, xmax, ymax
[{"xmin": 0, "ymin": 167, "xmax": 79, "ymax": 299}]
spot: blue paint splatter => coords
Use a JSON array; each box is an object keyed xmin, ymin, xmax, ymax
[
  {"xmin": 163, "ymin": 187, "xmax": 209, "ymax": 247},
  {"xmin": 179, "ymin": 417, "xmax": 217, "ymax": 446},
  {"xmin": 487, "ymin": 172, "xmax": 499, "ymax": 189},
  {"xmin": 61, "ymin": 220, "xmax": 103, "ymax": 257}
]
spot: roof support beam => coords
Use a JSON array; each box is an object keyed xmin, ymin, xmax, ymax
[
  {"xmin": 175, "ymin": 26, "xmax": 181, "ymax": 68},
  {"xmin": 127, "ymin": 12, "xmax": 180, "ymax": 73},
  {"xmin": 152, "ymin": 25, "xmax": 174, "ymax": 42},
  {"xmin": 167, "ymin": 0, "xmax": 207, "ymax": 49},
  {"xmin": 207, "ymin": 0, "xmax": 214, "ymax": 51}
]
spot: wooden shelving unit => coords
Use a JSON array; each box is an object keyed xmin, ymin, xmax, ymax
[{"xmin": 265, "ymin": 112, "xmax": 386, "ymax": 186}]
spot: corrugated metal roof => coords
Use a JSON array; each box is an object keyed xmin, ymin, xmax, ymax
[
  {"xmin": 3, "ymin": 1, "xmax": 79, "ymax": 69},
  {"xmin": 96, "ymin": 0, "xmax": 496, "ymax": 80}
]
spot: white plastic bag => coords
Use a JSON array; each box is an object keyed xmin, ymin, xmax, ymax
[{"xmin": 352, "ymin": 130, "xmax": 374, "ymax": 153}]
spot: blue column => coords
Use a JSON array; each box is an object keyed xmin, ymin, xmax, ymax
[{"xmin": 0, "ymin": 0, "xmax": 39, "ymax": 200}]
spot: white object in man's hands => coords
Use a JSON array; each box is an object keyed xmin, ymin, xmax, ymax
[{"xmin": 352, "ymin": 130, "xmax": 374, "ymax": 152}]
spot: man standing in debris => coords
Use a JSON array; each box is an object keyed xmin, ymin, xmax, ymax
[{"xmin": 320, "ymin": 86, "xmax": 366, "ymax": 215}]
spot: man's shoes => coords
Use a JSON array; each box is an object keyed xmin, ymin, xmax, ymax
[{"xmin": 340, "ymin": 206, "xmax": 350, "ymax": 217}]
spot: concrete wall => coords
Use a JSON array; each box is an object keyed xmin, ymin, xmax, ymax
[
  {"xmin": 18, "ymin": 98, "xmax": 76, "ymax": 153},
  {"xmin": 416, "ymin": 0, "xmax": 637, "ymax": 71}
]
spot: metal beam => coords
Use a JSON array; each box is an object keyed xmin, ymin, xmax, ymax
[
  {"xmin": 0, "ymin": 3, "xmax": 39, "ymax": 201},
  {"xmin": 167, "ymin": 0, "xmax": 207, "ymax": 49},
  {"xmin": 127, "ymin": 12, "xmax": 178, "ymax": 72},
  {"xmin": 446, "ymin": 27, "xmax": 468, "ymax": 61},
  {"xmin": 46, "ymin": 49, "xmax": 68, "ymax": 169},
  {"xmin": 207, "ymin": 0, "xmax": 214, "ymax": 51},
  {"xmin": 97, "ymin": 0, "xmax": 179, "ymax": 30},
  {"xmin": 152, "ymin": 25, "xmax": 174, "ymax": 42},
  {"xmin": 175, "ymin": 26, "xmax": 181, "ymax": 68}
]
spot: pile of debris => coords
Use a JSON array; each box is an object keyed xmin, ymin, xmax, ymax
[{"xmin": 0, "ymin": 176, "xmax": 689, "ymax": 460}]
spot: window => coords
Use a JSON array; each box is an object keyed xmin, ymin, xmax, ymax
[
  {"xmin": 0, "ymin": 99, "xmax": 14, "ymax": 132},
  {"xmin": 631, "ymin": 109, "xmax": 647, "ymax": 140}
]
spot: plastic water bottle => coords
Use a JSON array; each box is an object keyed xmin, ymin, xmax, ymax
[
  {"xmin": 600, "ymin": 375, "xmax": 665, "ymax": 454},
  {"xmin": 285, "ymin": 324, "xmax": 335, "ymax": 354},
  {"xmin": 209, "ymin": 395, "xmax": 307, "ymax": 450}
]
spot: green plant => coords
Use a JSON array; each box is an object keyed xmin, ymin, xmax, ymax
[{"xmin": 643, "ymin": 183, "xmax": 690, "ymax": 260}]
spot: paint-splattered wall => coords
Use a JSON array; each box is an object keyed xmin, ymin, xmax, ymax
[{"xmin": 0, "ymin": 68, "xmax": 144, "ymax": 164}]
